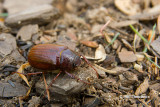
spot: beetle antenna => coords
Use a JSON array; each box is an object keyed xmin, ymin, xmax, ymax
[
  {"xmin": 65, "ymin": 71, "xmax": 91, "ymax": 84},
  {"xmin": 80, "ymin": 55, "xmax": 99, "ymax": 78}
]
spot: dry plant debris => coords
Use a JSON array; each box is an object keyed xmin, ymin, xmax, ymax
[{"xmin": 0, "ymin": 0, "xmax": 160, "ymax": 106}]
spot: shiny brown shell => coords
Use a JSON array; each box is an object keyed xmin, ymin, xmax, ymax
[{"xmin": 28, "ymin": 44, "xmax": 81, "ymax": 70}]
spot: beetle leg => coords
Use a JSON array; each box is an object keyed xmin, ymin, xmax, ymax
[
  {"xmin": 48, "ymin": 70, "xmax": 63, "ymax": 89},
  {"xmin": 65, "ymin": 71, "xmax": 91, "ymax": 85},
  {"xmin": 43, "ymin": 73, "xmax": 50, "ymax": 101},
  {"xmin": 17, "ymin": 62, "xmax": 30, "ymax": 73},
  {"xmin": 80, "ymin": 55, "xmax": 99, "ymax": 78},
  {"xmin": 26, "ymin": 72, "xmax": 43, "ymax": 75},
  {"xmin": 17, "ymin": 62, "xmax": 30, "ymax": 87},
  {"xmin": 43, "ymin": 71, "xmax": 62, "ymax": 100},
  {"xmin": 17, "ymin": 62, "xmax": 44, "ymax": 76}
]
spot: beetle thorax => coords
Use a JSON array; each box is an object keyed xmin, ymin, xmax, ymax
[{"xmin": 60, "ymin": 49, "xmax": 81, "ymax": 70}]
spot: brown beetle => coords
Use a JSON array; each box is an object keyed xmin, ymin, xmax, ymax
[
  {"xmin": 17, "ymin": 44, "xmax": 98, "ymax": 100},
  {"xmin": 28, "ymin": 44, "xmax": 82, "ymax": 71}
]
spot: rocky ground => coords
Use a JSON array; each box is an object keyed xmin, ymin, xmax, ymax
[{"xmin": 0, "ymin": 0, "xmax": 160, "ymax": 107}]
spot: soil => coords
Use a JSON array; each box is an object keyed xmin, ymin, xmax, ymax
[{"xmin": 0, "ymin": 0, "xmax": 160, "ymax": 107}]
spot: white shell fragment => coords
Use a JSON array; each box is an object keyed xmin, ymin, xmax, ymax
[
  {"xmin": 134, "ymin": 63, "xmax": 143, "ymax": 73},
  {"xmin": 95, "ymin": 44, "xmax": 107, "ymax": 62}
]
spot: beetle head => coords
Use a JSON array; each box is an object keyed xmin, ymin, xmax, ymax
[{"xmin": 73, "ymin": 55, "xmax": 81, "ymax": 68}]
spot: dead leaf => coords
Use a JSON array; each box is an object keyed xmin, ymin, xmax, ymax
[
  {"xmin": 135, "ymin": 78, "xmax": 149, "ymax": 95},
  {"xmin": 80, "ymin": 40, "xmax": 98, "ymax": 48},
  {"xmin": 148, "ymin": 30, "xmax": 155, "ymax": 42}
]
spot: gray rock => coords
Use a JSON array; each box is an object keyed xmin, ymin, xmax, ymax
[
  {"xmin": 0, "ymin": 33, "xmax": 25, "ymax": 62},
  {"xmin": 0, "ymin": 33, "xmax": 17, "ymax": 50},
  {"xmin": 10, "ymin": 50, "xmax": 25, "ymax": 62},
  {"xmin": 35, "ymin": 66, "xmax": 98, "ymax": 102},
  {"xmin": 5, "ymin": 4, "xmax": 60, "ymax": 28},
  {"xmin": 3, "ymin": 0, "xmax": 53, "ymax": 15},
  {"xmin": 0, "ymin": 82, "xmax": 28, "ymax": 97},
  {"xmin": 0, "ymin": 33, "xmax": 17, "ymax": 57},
  {"xmin": 0, "ymin": 41, "xmax": 13, "ymax": 56},
  {"xmin": 17, "ymin": 24, "xmax": 39, "ymax": 41}
]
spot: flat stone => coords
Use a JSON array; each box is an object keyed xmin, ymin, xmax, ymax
[
  {"xmin": 17, "ymin": 24, "xmax": 39, "ymax": 41},
  {"xmin": 0, "ymin": 33, "xmax": 25, "ymax": 62},
  {"xmin": 3, "ymin": 0, "xmax": 53, "ymax": 15},
  {"xmin": 35, "ymin": 66, "xmax": 98, "ymax": 102},
  {"xmin": 118, "ymin": 51, "xmax": 137, "ymax": 62},
  {"xmin": 0, "ymin": 41, "xmax": 13, "ymax": 56},
  {"xmin": 0, "ymin": 33, "xmax": 17, "ymax": 49},
  {"xmin": 0, "ymin": 33, "xmax": 17, "ymax": 57},
  {"xmin": 5, "ymin": 4, "xmax": 59, "ymax": 28},
  {"xmin": 10, "ymin": 50, "xmax": 25, "ymax": 62},
  {"xmin": 0, "ymin": 82, "xmax": 28, "ymax": 97}
]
